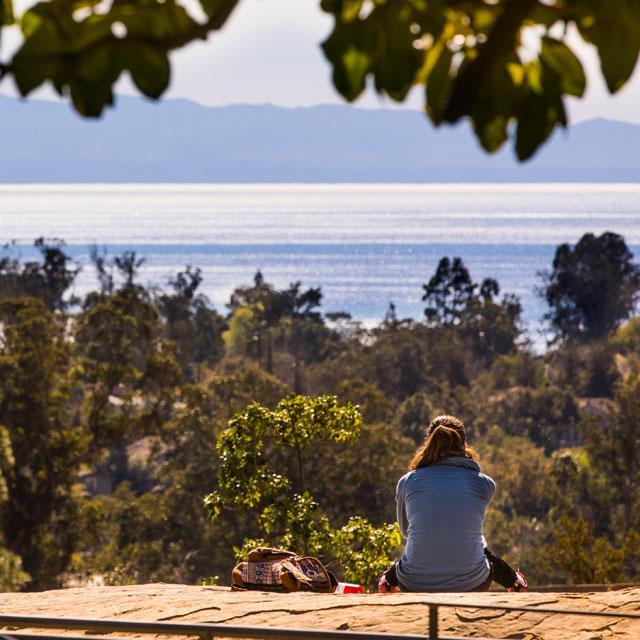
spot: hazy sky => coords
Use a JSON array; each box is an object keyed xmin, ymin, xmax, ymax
[{"xmin": 2, "ymin": 0, "xmax": 640, "ymax": 124}]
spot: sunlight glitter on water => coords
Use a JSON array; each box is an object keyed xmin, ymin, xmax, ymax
[
  {"xmin": 1, "ymin": 183, "xmax": 638, "ymax": 332},
  {"xmin": 1, "ymin": 183, "xmax": 639, "ymax": 246}
]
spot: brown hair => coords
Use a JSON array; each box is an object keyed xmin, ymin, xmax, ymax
[{"xmin": 408, "ymin": 415, "xmax": 479, "ymax": 471}]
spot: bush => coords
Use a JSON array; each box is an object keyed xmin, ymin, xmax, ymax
[{"xmin": 0, "ymin": 546, "xmax": 30, "ymax": 592}]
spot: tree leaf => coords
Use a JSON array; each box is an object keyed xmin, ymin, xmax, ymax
[
  {"xmin": 515, "ymin": 91, "xmax": 549, "ymax": 162},
  {"xmin": 339, "ymin": 45, "xmax": 371, "ymax": 101},
  {"xmin": 577, "ymin": 0, "xmax": 640, "ymax": 93},
  {"xmin": 425, "ymin": 46, "xmax": 453, "ymax": 124},
  {"xmin": 322, "ymin": 20, "xmax": 373, "ymax": 101},
  {"xmin": 515, "ymin": 60, "xmax": 564, "ymax": 161},
  {"xmin": 197, "ymin": 0, "xmax": 240, "ymax": 25},
  {"xmin": 372, "ymin": 9, "xmax": 422, "ymax": 101},
  {"xmin": 1, "ymin": 0, "xmax": 13, "ymax": 26},
  {"xmin": 68, "ymin": 74, "xmax": 115, "ymax": 117},
  {"xmin": 341, "ymin": 0, "xmax": 364, "ymax": 22},
  {"xmin": 467, "ymin": 57, "xmax": 518, "ymax": 153},
  {"xmin": 69, "ymin": 46, "xmax": 120, "ymax": 116},
  {"xmin": 13, "ymin": 59, "xmax": 53, "ymax": 95},
  {"xmin": 540, "ymin": 36, "xmax": 586, "ymax": 97},
  {"xmin": 125, "ymin": 44, "xmax": 170, "ymax": 99}
]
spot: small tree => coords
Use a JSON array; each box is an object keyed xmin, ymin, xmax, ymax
[
  {"xmin": 541, "ymin": 232, "xmax": 640, "ymax": 341},
  {"xmin": 157, "ymin": 266, "xmax": 226, "ymax": 378},
  {"xmin": 0, "ymin": 547, "xmax": 30, "ymax": 592},
  {"xmin": 204, "ymin": 395, "xmax": 401, "ymax": 587},
  {"xmin": 547, "ymin": 515, "xmax": 639, "ymax": 584},
  {"xmin": 0, "ymin": 238, "xmax": 79, "ymax": 311},
  {"xmin": 227, "ymin": 273, "xmax": 324, "ymax": 379},
  {"xmin": 587, "ymin": 374, "xmax": 640, "ymax": 534},
  {"xmin": 205, "ymin": 395, "xmax": 362, "ymax": 515},
  {"xmin": 423, "ymin": 257, "xmax": 521, "ymax": 367},
  {"xmin": 0, "ymin": 426, "xmax": 30, "ymax": 592},
  {"xmin": 0, "ymin": 297, "xmax": 77, "ymax": 587},
  {"xmin": 422, "ymin": 257, "xmax": 477, "ymax": 326}
]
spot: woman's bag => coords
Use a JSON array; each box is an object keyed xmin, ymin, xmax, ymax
[
  {"xmin": 484, "ymin": 548, "xmax": 528, "ymax": 591},
  {"xmin": 231, "ymin": 547, "xmax": 337, "ymax": 593}
]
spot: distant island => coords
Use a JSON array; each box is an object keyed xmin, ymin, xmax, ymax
[{"xmin": 1, "ymin": 94, "xmax": 639, "ymax": 183}]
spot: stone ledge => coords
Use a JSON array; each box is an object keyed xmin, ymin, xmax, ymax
[{"xmin": 1, "ymin": 583, "xmax": 640, "ymax": 640}]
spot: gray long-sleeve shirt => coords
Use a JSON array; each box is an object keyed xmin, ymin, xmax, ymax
[{"xmin": 395, "ymin": 456, "xmax": 496, "ymax": 592}]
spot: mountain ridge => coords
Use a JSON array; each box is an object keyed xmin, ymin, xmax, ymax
[{"xmin": 1, "ymin": 94, "xmax": 639, "ymax": 182}]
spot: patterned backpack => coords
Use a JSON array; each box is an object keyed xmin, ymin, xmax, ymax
[{"xmin": 231, "ymin": 547, "xmax": 337, "ymax": 593}]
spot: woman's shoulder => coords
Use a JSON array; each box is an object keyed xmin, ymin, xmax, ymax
[
  {"xmin": 479, "ymin": 470, "xmax": 496, "ymax": 485},
  {"xmin": 435, "ymin": 457, "xmax": 496, "ymax": 497},
  {"xmin": 396, "ymin": 469, "xmax": 416, "ymax": 495}
]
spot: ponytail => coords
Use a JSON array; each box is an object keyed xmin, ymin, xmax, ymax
[{"xmin": 408, "ymin": 415, "xmax": 478, "ymax": 471}]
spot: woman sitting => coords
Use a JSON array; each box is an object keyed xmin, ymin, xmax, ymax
[{"xmin": 380, "ymin": 415, "xmax": 526, "ymax": 593}]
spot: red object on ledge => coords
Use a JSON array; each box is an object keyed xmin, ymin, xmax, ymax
[{"xmin": 334, "ymin": 582, "xmax": 364, "ymax": 594}]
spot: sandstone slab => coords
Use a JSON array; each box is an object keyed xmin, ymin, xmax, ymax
[{"xmin": 1, "ymin": 584, "xmax": 640, "ymax": 640}]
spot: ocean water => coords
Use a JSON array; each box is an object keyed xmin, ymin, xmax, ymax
[{"xmin": 1, "ymin": 183, "xmax": 639, "ymax": 335}]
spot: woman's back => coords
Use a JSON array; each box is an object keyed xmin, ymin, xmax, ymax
[{"xmin": 396, "ymin": 456, "xmax": 495, "ymax": 592}]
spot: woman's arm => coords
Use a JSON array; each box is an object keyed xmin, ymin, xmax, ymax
[{"xmin": 483, "ymin": 474, "xmax": 496, "ymax": 502}]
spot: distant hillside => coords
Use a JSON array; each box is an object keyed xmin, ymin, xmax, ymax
[{"xmin": 1, "ymin": 94, "xmax": 639, "ymax": 182}]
